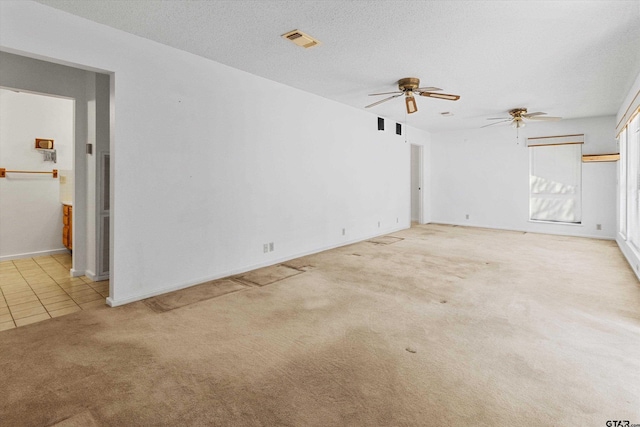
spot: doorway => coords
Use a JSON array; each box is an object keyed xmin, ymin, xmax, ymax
[
  {"xmin": 0, "ymin": 52, "xmax": 112, "ymax": 329},
  {"xmin": 410, "ymin": 144, "xmax": 423, "ymax": 224},
  {"xmin": 0, "ymin": 88, "xmax": 74, "ymax": 261}
]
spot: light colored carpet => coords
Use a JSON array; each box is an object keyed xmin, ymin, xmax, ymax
[
  {"xmin": 235, "ymin": 264, "xmax": 304, "ymax": 287},
  {"xmin": 0, "ymin": 224, "xmax": 638, "ymax": 426},
  {"xmin": 144, "ymin": 279, "xmax": 249, "ymax": 313},
  {"xmin": 366, "ymin": 235, "xmax": 404, "ymax": 245},
  {"xmin": 51, "ymin": 410, "xmax": 100, "ymax": 427}
]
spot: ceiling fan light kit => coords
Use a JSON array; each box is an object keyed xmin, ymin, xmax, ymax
[
  {"xmin": 365, "ymin": 77, "xmax": 460, "ymax": 114},
  {"xmin": 405, "ymin": 94, "xmax": 418, "ymax": 114},
  {"xmin": 512, "ymin": 118, "xmax": 525, "ymax": 129},
  {"xmin": 482, "ymin": 108, "xmax": 562, "ymax": 129}
]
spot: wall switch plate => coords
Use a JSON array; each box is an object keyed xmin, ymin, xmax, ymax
[
  {"xmin": 269, "ymin": 242, "xmax": 274, "ymax": 252},
  {"xmin": 465, "ymin": 214, "xmax": 469, "ymax": 219},
  {"xmin": 342, "ymin": 228, "xmax": 345, "ymax": 235},
  {"xmin": 596, "ymin": 224, "xmax": 602, "ymax": 230}
]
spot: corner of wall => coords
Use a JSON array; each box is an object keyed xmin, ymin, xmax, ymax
[{"xmin": 616, "ymin": 237, "xmax": 640, "ymax": 281}]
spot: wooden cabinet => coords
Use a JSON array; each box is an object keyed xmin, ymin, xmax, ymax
[{"xmin": 63, "ymin": 204, "xmax": 72, "ymax": 250}]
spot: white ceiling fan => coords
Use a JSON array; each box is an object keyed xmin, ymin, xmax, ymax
[
  {"xmin": 482, "ymin": 108, "xmax": 562, "ymax": 128},
  {"xmin": 365, "ymin": 77, "xmax": 460, "ymax": 114}
]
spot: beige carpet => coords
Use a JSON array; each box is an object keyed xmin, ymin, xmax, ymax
[
  {"xmin": 1, "ymin": 224, "xmax": 639, "ymax": 426},
  {"xmin": 144, "ymin": 279, "xmax": 249, "ymax": 313}
]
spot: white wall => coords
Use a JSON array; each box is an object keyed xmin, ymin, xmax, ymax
[
  {"xmin": 616, "ymin": 70, "xmax": 640, "ymax": 279},
  {"xmin": 0, "ymin": 1, "xmax": 426, "ymax": 305},
  {"xmin": 0, "ymin": 89, "xmax": 73, "ymax": 259},
  {"xmin": 430, "ymin": 116, "xmax": 617, "ymax": 239}
]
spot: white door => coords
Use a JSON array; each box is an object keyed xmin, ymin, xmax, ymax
[{"xmin": 410, "ymin": 144, "xmax": 422, "ymax": 223}]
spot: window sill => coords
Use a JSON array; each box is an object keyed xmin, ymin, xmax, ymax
[{"xmin": 528, "ymin": 219, "xmax": 582, "ymax": 227}]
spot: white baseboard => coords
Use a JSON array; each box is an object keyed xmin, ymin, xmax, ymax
[
  {"xmin": 0, "ymin": 248, "xmax": 70, "ymax": 262},
  {"xmin": 106, "ymin": 225, "xmax": 409, "ymax": 307},
  {"xmin": 70, "ymin": 268, "xmax": 84, "ymax": 277},
  {"xmin": 86, "ymin": 269, "xmax": 109, "ymax": 282}
]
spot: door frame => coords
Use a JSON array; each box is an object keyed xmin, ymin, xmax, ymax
[{"xmin": 0, "ymin": 51, "xmax": 113, "ymax": 289}]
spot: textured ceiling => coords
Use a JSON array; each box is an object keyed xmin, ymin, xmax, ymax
[{"xmin": 34, "ymin": 0, "xmax": 640, "ymax": 133}]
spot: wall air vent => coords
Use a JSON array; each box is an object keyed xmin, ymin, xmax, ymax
[{"xmin": 282, "ymin": 30, "xmax": 321, "ymax": 49}]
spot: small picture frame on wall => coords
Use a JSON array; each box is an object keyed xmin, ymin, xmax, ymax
[{"xmin": 35, "ymin": 138, "xmax": 54, "ymax": 149}]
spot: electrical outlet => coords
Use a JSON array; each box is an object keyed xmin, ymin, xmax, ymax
[
  {"xmin": 342, "ymin": 228, "xmax": 345, "ymax": 235},
  {"xmin": 263, "ymin": 244, "xmax": 268, "ymax": 253},
  {"xmin": 396, "ymin": 217, "xmax": 399, "ymax": 223},
  {"xmin": 378, "ymin": 221, "xmax": 381, "ymax": 228},
  {"xmin": 596, "ymin": 224, "xmax": 602, "ymax": 230},
  {"xmin": 269, "ymin": 242, "xmax": 274, "ymax": 252},
  {"xmin": 465, "ymin": 214, "xmax": 469, "ymax": 220}
]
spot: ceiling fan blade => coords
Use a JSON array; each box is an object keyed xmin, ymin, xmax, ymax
[
  {"xmin": 522, "ymin": 112, "xmax": 546, "ymax": 118},
  {"xmin": 365, "ymin": 93, "xmax": 402, "ymax": 109},
  {"xmin": 481, "ymin": 119, "xmax": 511, "ymax": 128},
  {"xmin": 527, "ymin": 116, "xmax": 562, "ymax": 121},
  {"xmin": 368, "ymin": 91, "xmax": 403, "ymax": 96},
  {"xmin": 415, "ymin": 87, "xmax": 442, "ymax": 92},
  {"xmin": 486, "ymin": 117, "xmax": 510, "ymax": 120},
  {"xmin": 418, "ymin": 92, "xmax": 460, "ymax": 101}
]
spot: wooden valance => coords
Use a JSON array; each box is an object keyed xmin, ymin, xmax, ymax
[
  {"xmin": 527, "ymin": 134, "xmax": 584, "ymax": 147},
  {"xmin": 582, "ymin": 154, "xmax": 620, "ymax": 163}
]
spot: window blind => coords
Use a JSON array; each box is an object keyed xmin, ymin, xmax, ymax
[{"xmin": 529, "ymin": 143, "xmax": 582, "ymax": 224}]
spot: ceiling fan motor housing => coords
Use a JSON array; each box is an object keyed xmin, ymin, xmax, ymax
[
  {"xmin": 509, "ymin": 108, "xmax": 527, "ymax": 118},
  {"xmin": 398, "ymin": 77, "xmax": 420, "ymax": 92}
]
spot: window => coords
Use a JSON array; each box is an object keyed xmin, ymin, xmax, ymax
[
  {"xmin": 619, "ymin": 127, "xmax": 627, "ymax": 238},
  {"xmin": 624, "ymin": 113, "xmax": 640, "ymax": 249},
  {"xmin": 529, "ymin": 138, "xmax": 582, "ymax": 224}
]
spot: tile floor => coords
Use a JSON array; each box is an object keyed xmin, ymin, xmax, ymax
[{"xmin": 0, "ymin": 253, "xmax": 108, "ymax": 331}]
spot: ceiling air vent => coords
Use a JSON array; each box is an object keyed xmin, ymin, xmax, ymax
[{"xmin": 282, "ymin": 29, "xmax": 321, "ymax": 49}]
